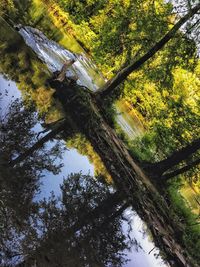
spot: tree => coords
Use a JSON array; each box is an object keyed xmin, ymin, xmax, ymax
[
  {"xmin": 95, "ymin": 2, "xmax": 200, "ymax": 99},
  {"xmin": 1, "ymin": 173, "xmax": 132, "ymax": 267},
  {"xmin": 49, "ymin": 71, "xmax": 197, "ymax": 266},
  {"xmin": 172, "ymin": 0, "xmax": 200, "ymax": 48},
  {"xmin": 1, "ymin": 1, "xmax": 200, "ymax": 266},
  {"xmin": 9, "ymin": 118, "xmax": 66, "ymax": 167},
  {"xmin": 144, "ymin": 139, "xmax": 200, "ymax": 181},
  {"xmin": 0, "ymin": 99, "xmax": 64, "ymax": 221}
]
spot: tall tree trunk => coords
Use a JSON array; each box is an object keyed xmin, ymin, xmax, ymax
[
  {"xmin": 99, "ymin": 202, "xmax": 130, "ymax": 229},
  {"xmin": 48, "ymin": 77, "xmax": 198, "ymax": 267},
  {"xmin": 9, "ymin": 120, "xmax": 66, "ymax": 167},
  {"xmin": 69, "ymin": 191, "xmax": 126, "ymax": 234},
  {"xmin": 161, "ymin": 158, "xmax": 200, "ymax": 181},
  {"xmin": 18, "ymin": 199, "xmax": 129, "ymax": 267},
  {"xmin": 95, "ymin": 3, "xmax": 200, "ymax": 99},
  {"xmin": 146, "ymin": 139, "xmax": 200, "ymax": 177}
]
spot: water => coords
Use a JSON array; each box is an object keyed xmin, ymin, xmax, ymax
[
  {"xmin": 0, "ymin": 19, "xmax": 167, "ymax": 267},
  {"xmin": 115, "ymin": 100, "xmax": 145, "ymax": 139},
  {"xmin": 18, "ymin": 25, "xmax": 145, "ymax": 140},
  {"xmin": 19, "ymin": 26, "xmax": 105, "ymax": 91}
]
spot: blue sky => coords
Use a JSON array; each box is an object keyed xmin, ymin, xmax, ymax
[{"xmin": 0, "ymin": 73, "xmax": 167, "ymax": 267}]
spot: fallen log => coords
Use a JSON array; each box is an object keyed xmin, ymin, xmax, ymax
[{"xmin": 47, "ymin": 74, "xmax": 198, "ymax": 267}]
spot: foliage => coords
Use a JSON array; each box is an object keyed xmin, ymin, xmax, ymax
[
  {"xmin": 56, "ymin": 0, "xmax": 174, "ymax": 77},
  {"xmin": 53, "ymin": 0, "xmax": 199, "ymax": 176},
  {"xmin": 0, "ymin": 0, "xmax": 16, "ymax": 17},
  {"xmin": 67, "ymin": 133, "xmax": 112, "ymax": 182},
  {"xmin": 167, "ymin": 180, "xmax": 200, "ymax": 262},
  {"xmin": 0, "ymin": 98, "xmax": 64, "ymax": 221},
  {"xmin": 0, "ymin": 173, "xmax": 131, "ymax": 266}
]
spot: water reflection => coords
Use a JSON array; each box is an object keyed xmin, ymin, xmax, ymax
[
  {"xmin": 1, "ymin": 78, "xmax": 127, "ymax": 266},
  {"xmin": 115, "ymin": 100, "xmax": 145, "ymax": 140},
  {"xmin": 0, "ymin": 171, "xmax": 131, "ymax": 266},
  {"xmin": 38, "ymin": 147, "xmax": 94, "ymax": 200},
  {"xmin": 0, "ymin": 13, "xmax": 168, "ymax": 267},
  {"xmin": 0, "ymin": 73, "xmax": 129, "ymax": 267}
]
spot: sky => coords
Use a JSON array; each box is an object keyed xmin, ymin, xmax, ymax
[
  {"xmin": 1, "ymin": 2, "xmax": 198, "ymax": 264},
  {"xmin": 0, "ymin": 74, "xmax": 21, "ymax": 114},
  {"xmin": 0, "ymin": 73, "xmax": 168, "ymax": 267}
]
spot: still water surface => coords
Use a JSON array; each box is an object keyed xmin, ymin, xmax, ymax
[{"xmin": 0, "ymin": 19, "xmax": 167, "ymax": 267}]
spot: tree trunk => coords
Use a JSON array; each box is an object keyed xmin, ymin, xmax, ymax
[
  {"xmin": 69, "ymin": 191, "xmax": 126, "ymax": 234},
  {"xmin": 9, "ymin": 120, "xmax": 66, "ymax": 167},
  {"xmin": 161, "ymin": 158, "xmax": 200, "ymax": 180},
  {"xmin": 95, "ymin": 3, "xmax": 200, "ymax": 99},
  {"xmin": 17, "ymin": 195, "xmax": 129, "ymax": 267},
  {"xmin": 146, "ymin": 139, "xmax": 200, "ymax": 177},
  {"xmin": 99, "ymin": 202, "xmax": 130, "ymax": 229},
  {"xmin": 48, "ymin": 77, "xmax": 198, "ymax": 267}
]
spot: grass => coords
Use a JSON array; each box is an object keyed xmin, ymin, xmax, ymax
[
  {"xmin": 167, "ymin": 181, "xmax": 200, "ymax": 262},
  {"xmin": 180, "ymin": 183, "xmax": 200, "ymax": 215}
]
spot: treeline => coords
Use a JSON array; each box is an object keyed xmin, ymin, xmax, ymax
[
  {"xmin": 53, "ymin": 0, "xmax": 200, "ymax": 188},
  {"xmin": 0, "ymin": 1, "xmax": 199, "ymax": 266}
]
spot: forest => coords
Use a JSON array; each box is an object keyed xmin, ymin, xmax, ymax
[{"xmin": 0, "ymin": 0, "xmax": 200, "ymax": 267}]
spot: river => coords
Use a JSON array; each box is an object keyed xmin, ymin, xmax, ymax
[{"xmin": 0, "ymin": 15, "xmax": 168, "ymax": 267}]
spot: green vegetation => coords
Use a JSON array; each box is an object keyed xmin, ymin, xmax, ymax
[
  {"xmin": 53, "ymin": 0, "xmax": 200, "ymax": 185},
  {"xmin": 167, "ymin": 181, "xmax": 200, "ymax": 260},
  {"xmin": 0, "ymin": 0, "xmax": 200, "ymax": 265},
  {"xmin": 50, "ymin": 0, "xmax": 200, "ymax": 258}
]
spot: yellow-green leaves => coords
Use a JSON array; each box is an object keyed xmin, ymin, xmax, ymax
[{"xmin": 172, "ymin": 67, "xmax": 200, "ymax": 113}]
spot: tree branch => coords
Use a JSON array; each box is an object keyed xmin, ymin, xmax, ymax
[
  {"xmin": 70, "ymin": 191, "xmax": 125, "ymax": 234},
  {"xmin": 161, "ymin": 158, "xmax": 200, "ymax": 180},
  {"xmin": 145, "ymin": 139, "xmax": 200, "ymax": 176},
  {"xmin": 9, "ymin": 120, "xmax": 66, "ymax": 167},
  {"xmin": 95, "ymin": 3, "xmax": 200, "ymax": 99}
]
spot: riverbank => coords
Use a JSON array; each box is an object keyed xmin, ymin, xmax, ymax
[
  {"xmin": 27, "ymin": 2, "xmax": 200, "ymax": 264},
  {"xmin": 0, "ymin": 1, "xmax": 199, "ymax": 266}
]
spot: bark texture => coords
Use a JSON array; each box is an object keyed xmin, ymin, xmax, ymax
[{"xmin": 49, "ymin": 77, "xmax": 198, "ymax": 267}]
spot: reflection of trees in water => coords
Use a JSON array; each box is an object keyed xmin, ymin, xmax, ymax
[
  {"xmin": 0, "ymin": 17, "xmax": 63, "ymax": 121},
  {"xmin": 21, "ymin": 173, "xmax": 132, "ymax": 267},
  {"xmin": 0, "ymin": 170, "xmax": 132, "ymax": 266},
  {"xmin": 67, "ymin": 133, "xmax": 112, "ymax": 182},
  {"xmin": 0, "ymin": 98, "xmax": 64, "ymax": 264},
  {"xmin": 0, "ymin": 99, "xmax": 132, "ymax": 267},
  {"xmin": 1, "ymin": 2, "xmax": 200, "ymax": 266}
]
